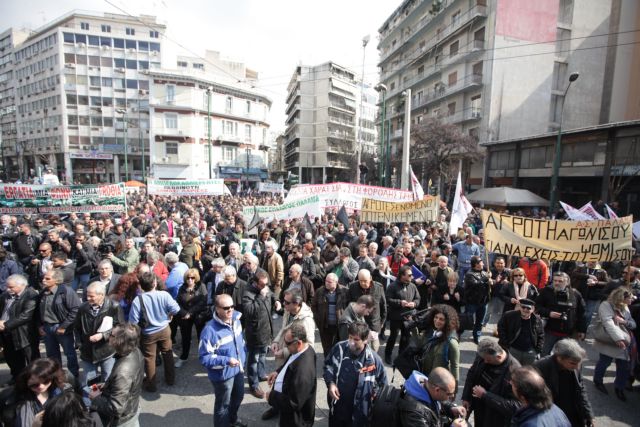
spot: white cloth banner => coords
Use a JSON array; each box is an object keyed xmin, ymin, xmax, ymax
[
  {"xmin": 243, "ymin": 195, "xmax": 322, "ymax": 221},
  {"xmin": 285, "ymin": 182, "xmax": 413, "ymax": 212},
  {"xmin": 560, "ymin": 201, "xmax": 593, "ymax": 221},
  {"xmin": 449, "ymin": 169, "xmax": 473, "ymax": 235},
  {"xmin": 578, "ymin": 202, "xmax": 606, "ymax": 220},
  {"xmin": 258, "ymin": 182, "xmax": 284, "ymax": 194},
  {"xmin": 147, "ymin": 179, "xmax": 226, "ymax": 196}
]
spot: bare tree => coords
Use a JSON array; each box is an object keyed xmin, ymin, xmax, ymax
[
  {"xmin": 608, "ymin": 140, "xmax": 640, "ymax": 203},
  {"xmin": 411, "ymin": 117, "xmax": 483, "ymax": 202}
]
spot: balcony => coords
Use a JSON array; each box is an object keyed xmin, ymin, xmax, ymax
[
  {"xmin": 412, "ymin": 73, "xmax": 483, "ymax": 110},
  {"xmin": 441, "ymin": 108, "xmax": 482, "ymax": 124},
  {"xmin": 328, "ymin": 116, "xmax": 354, "ymax": 127},
  {"xmin": 329, "ymin": 101, "xmax": 356, "ymax": 113},
  {"xmin": 215, "ymin": 134, "xmax": 243, "ymax": 146}
]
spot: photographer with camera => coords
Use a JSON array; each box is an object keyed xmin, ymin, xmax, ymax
[{"xmin": 535, "ymin": 272, "xmax": 587, "ymax": 356}]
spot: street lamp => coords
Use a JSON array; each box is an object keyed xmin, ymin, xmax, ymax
[
  {"xmin": 355, "ymin": 35, "xmax": 370, "ymax": 185},
  {"xmin": 548, "ymin": 71, "xmax": 579, "ymax": 215},
  {"xmin": 116, "ymin": 108, "xmax": 129, "ymax": 182},
  {"xmin": 206, "ymin": 86, "xmax": 213, "ymax": 178},
  {"xmin": 374, "ymin": 83, "xmax": 387, "ymax": 186},
  {"xmin": 400, "ymin": 89, "xmax": 412, "ymax": 190}
]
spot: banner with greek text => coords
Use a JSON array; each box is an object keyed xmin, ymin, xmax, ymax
[
  {"xmin": 147, "ymin": 179, "xmax": 225, "ymax": 196},
  {"xmin": 285, "ymin": 182, "xmax": 413, "ymax": 211},
  {"xmin": 243, "ymin": 195, "xmax": 322, "ymax": 221},
  {"xmin": 0, "ymin": 184, "xmax": 126, "ymax": 215},
  {"xmin": 361, "ymin": 196, "xmax": 440, "ymax": 223},
  {"xmin": 481, "ymin": 210, "xmax": 634, "ymax": 263},
  {"xmin": 258, "ymin": 182, "xmax": 284, "ymax": 194}
]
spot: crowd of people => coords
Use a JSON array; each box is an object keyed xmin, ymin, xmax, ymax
[{"xmin": 0, "ymin": 189, "xmax": 637, "ymax": 426}]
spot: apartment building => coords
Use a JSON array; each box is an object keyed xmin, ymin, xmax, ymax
[
  {"xmin": 149, "ymin": 65, "xmax": 271, "ymax": 182},
  {"xmin": 284, "ymin": 62, "xmax": 378, "ymax": 184},
  {"xmin": 2, "ymin": 11, "xmax": 164, "ymax": 183},
  {"xmin": 377, "ymin": 0, "xmax": 634, "ymax": 190}
]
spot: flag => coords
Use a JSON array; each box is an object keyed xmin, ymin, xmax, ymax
[
  {"xmin": 605, "ymin": 204, "xmax": 618, "ymax": 219},
  {"xmin": 559, "ymin": 201, "xmax": 592, "ymax": 221},
  {"xmin": 411, "ymin": 265, "xmax": 427, "ymax": 282},
  {"xmin": 410, "ymin": 166, "xmax": 425, "ymax": 201},
  {"xmin": 449, "ymin": 168, "xmax": 473, "ymax": 235},
  {"xmin": 336, "ymin": 205, "xmax": 350, "ymax": 229},
  {"xmin": 301, "ymin": 212, "xmax": 315, "ymax": 237},
  {"xmin": 247, "ymin": 206, "xmax": 261, "ymax": 231},
  {"xmin": 578, "ymin": 202, "xmax": 606, "ymax": 220}
]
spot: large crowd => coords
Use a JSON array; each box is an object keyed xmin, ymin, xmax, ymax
[{"xmin": 0, "ymin": 189, "xmax": 637, "ymax": 427}]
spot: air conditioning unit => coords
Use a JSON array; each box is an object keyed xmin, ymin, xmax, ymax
[
  {"xmin": 102, "ymin": 45, "xmax": 110, "ymax": 50},
  {"xmin": 65, "ymin": 63, "xmax": 76, "ymax": 69},
  {"xmin": 128, "ymin": 48, "xmax": 136, "ymax": 53},
  {"xmin": 151, "ymin": 51, "xmax": 158, "ymax": 56},
  {"xmin": 115, "ymin": 68, "xmax": 125, "ymax": 73},
  {"xmin": 140, "ymin": 70, "xmax": 149, "ymax": 75},
  {"xmin": 77, "ymin": 43, "xmax": 85, "ymax": 48}
]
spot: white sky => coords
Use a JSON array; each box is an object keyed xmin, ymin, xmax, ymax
[{"xmin": 2, "ymin": 0, "xmax": 398, "ymax": 133}]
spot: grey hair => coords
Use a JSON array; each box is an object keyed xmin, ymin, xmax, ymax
[
  {"xmin": 146, "ymin": 251, "xmax": 161, "ymax": 264},
  {"xmin": 245, "ymin": 253, "xmax": 258, "ymax": 265},
  {"xmin": 223, "ymin": 265, "xmax": 237, "ymax": 277},
  {"xmin": 88, "ymin": 236, "xmax": 101, "ymax": 248},
  {"xmin": 264, "ymin": 240, "xmax": 278, "ymax": 251},
  {"xmin": 164, "ymin": 252, "xmax": 179, "ymax": 265},
  {"xmin": 98, "ymin": 259, "xmax": 113, "ymax": 270},
  {"xmin": 325, "ymin": 273, "xmax": 339, "ymax": 283},
  {"xmin": 476, "ymin": 339, "xmax": 505, "ymax": 357},
  {"xmin": 86, "ymin": 281, "xmax": 106, "ymax": 295},
  {"xmin": 289, "ymin": 263, "xmax": 302, "ymax": 274},
  {"xmin": 6, "ymin": 274, "xmax": 28, "ymax": 288},
  {"xmin": 212, "ymin": 258, "xmax": 225, "ymax": 267},
  {"xmin": 284, "ymin": 288, "xmax": 303, "ymax": 305},
  {"xmin": 284, "ymin": 320, "xmax": 308, "ymax": 343},
  {"xmin": 552, "ymin": 338, "xmax": 587, "ymax": 362}
]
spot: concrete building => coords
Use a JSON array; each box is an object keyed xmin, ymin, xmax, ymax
[
  {"xmin": 284, "ymin": 62, "xmax": 378, "ymax": 184},
  {"xmin": 149, "ymin": 64, "xmax": 271, "ymax": 184},
  {"xmin": 1, "ymin": 11, "xmax": 165, "ymax": 183},
  {"xmin": 377, "ymin": 0, "xmax": 639, "ymax": 192}
]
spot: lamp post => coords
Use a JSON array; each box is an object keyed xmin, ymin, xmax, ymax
[
  {"xmin": 116, "ymin": 108, "xmax": 129, "ymax": 182},
  {"xmin": 548, "ymin": 72, "xmax": 579, "ymax": 215},
  {"xmin": 355, "ymin": 35, "xmax": 370, "ymax": 185},
  {"xmin": 374, "ymin": 83, "xmax": 387, "ymax": 186},
  {"xmin": 400, "ymin": 89, "xmax": 412, "ymax": 190},
  {"xmin": 206, "ymin": 87, "xmax": 213, "ymax": 178}
]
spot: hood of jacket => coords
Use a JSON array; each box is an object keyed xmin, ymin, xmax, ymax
[{"xmin": 404, "ymin": 370, "xmax": 435, "ymax": 405}]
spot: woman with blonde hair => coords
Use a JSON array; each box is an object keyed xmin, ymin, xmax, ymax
[
  {"xmin": 500, "ymin": 267, "xmax": 539, "ymax": 312},
  {"xmin": 592, "ymin": 287, "xmax": 636, "ymax": 401}
]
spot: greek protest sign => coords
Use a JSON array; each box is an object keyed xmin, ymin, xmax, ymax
[
  {"xmin": 147, "ymin": 179, "xmax": 225, "ymax": 196},
  {"xmin": 481, "ymin": 210, "xmax": 634, "ymax": 262},
  {"xmin": 361, "ymin": 196, "xmax": 440, "ymax": 223},
  {"xmin": 243, "ymin": 195, "xmax": 322, "ymax": 221},
  {"xmin": 257, "ymin": 182, "xmax": 284, "ymax": 194},
  {"xmin": 285, "ymin": 182, "xmax": 413, "ymax": 211},
  {"xmin": 0, "ymin": 183, "xmax": 126, "ymax": 214}
]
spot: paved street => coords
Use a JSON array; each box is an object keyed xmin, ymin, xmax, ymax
[{"xmin": 0, "ymin": 319, "xmax": 636, "ymax": 426}]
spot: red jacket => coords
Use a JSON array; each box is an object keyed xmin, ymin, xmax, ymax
[
  {"xmin": 518, "ymin": 258, "xmax": 549, "ymax": 289},
  {"xmin": 153, "ymin": 260, "xmax": 170, "ymax": 281},
  {"xmin": 388, "ymin": 255, "xmax": 409, "ymax": 276}
]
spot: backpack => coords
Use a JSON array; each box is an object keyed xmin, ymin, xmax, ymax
[{"xmin": 370, "ymin": 384, "xmax": 403, "ymax": 427}]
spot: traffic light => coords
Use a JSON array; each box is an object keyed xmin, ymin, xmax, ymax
[{"xmin": 288, "ymin": 171, "xmax": 299, "ymax": 185}]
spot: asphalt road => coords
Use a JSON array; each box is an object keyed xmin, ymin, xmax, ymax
[{"xmin": 1, "ymin": 319, "xmax": 637, "ymax": 426}]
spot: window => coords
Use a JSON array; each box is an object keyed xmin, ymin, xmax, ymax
[
  {"xmin": 471, "ymin": 94, "xmax": 481, "ymax": 116},
  {"xmin": 150, "ymin": 30, "xmax": 159, "ymax": 38},
  {"xmin": 126, "ymin": 28, "xmax": 135, "ymax": 36},
  {"xmin": 139, "ymin": 80, "xmax": 149, "ymax": 90},
  {"xmin": 177, "ymin": 61, "xmax": 187, "ymax": 68},
  {"xmin": 225, "ymin": 96, "xmax": 233, "ymax": 112},
  {"xmin": 390, "ymin": 82, "xmax": 395, "ymax": 91},
  {"xmin": 91, "ymin": 116, "xmax": 102, "ymax": 126},
  {"xmin": 223, "ymin": 120, "xmax": 233, "ymax": 135},
  {"xmin": 150, "ymin": 42, "xmax": 160, "ymax": 52},
  {"xmin": 125, "ymin": 39, "xmax": 136, "ymax": 50},
  {"xmin": 114, "ymin": 58, "xmax": 125, "ymax": 68},
  {"xmin": 417, "ymin": 65, "xmax": 424, "ymax": 75},
  {"xmin": 75, "ymin": 34, "xmax": 86, "ymax": 44},
  {"xmin": 447, "ymin": 102, "xmax": 456, "ymax": 116},
  {"xmin": 559, "ymin": 0, "xmax": 574, "ymax": 25},
  {"xmin": 472, "ymin": 61, "xmax": 483, "ymax": 77},
  {"xmin": 449, "ymin": 40, "xmax": 459, "ymax": 57},
  {"xmin": 66, "ymin": 94, "xmax": 77, "ymax": 105},
  {"xmin": 91, "ymin": 96, "xmax": 102, "ymax": 106},
  {"xmin": 100, "ymin": 37, "xmax": 111, "ymax": 47},
  {"xmin": 451, "ymin": 10, "xmax": 461, "ymax": 26},
  {"xmin": 474, "ymin": 27, "xmax": 485, "ymax": 42},
  {"xmin": 165, "ymin": 114, "xmax": 178, "ymax": 129},
  {"xmin": 246, "ymin": 100, "xmax": 251, "ymax": 114},
  {"xmin": 448, "ymin": 71, "xmax": 457, "ymax": 86},
  {"xmin": 101, "ymin": 25, "xmax": 111, "ymax": 33},
  {"xmin": 166, "ymin": 85, "xmax": 175, "ymax": 103},
  {"xmin": 63, "ymin": 33, "xmax": 74, "ymax": 43},
  {"xmin": 193, "ymin": 63, "xmax": 204, "ymax": 70},
  {"xmin": 138, "ymin": 41, "xmax": 148, "ymax": 52},
  {"xmin": 245, "ymin": 124, "xmax": 252, "ymax": 141},
  {"xmin": 166, "ymin": 142, "xmax": 178, "ymax": 155},
  {"xmin": 113, "ymin": 38, "xmax": 124, "ymax": 49},
  {"xmin": 80, "ymin": 22, "xmax": 89, "ymax": 30},
  {"xmin": 138, "ymin": 60, "xmax": 149, "ymax": 70},
  {"xmin": 90, "ymin": 76, "xmax": 101, "ymax": 87},
  {"xmin": 126, "ymin": 79, "xmax": 138, "ymax": 89},
  {"xmin": 102, "ymin": 77, "xmax": 112, "ymax": 87},
  {"xmin": 88, "ymin": 55, "xmax": 100, "ymax": 66},
  {"xmin": 114, "ymin": 79, "xmax": 125, "ymax": 90},
  {"xmin": 88, "ymin": 35, "xmax": 99, "ymax": 46},
  {"xmin": 125, "ymin": 59, "xmax": 137, "ymax": 70},
  {"xmin": 78, "ymin": 95, "xmax": 88, "ymax": 106}
]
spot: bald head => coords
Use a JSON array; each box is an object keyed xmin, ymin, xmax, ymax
[{"xmin": 357, "ymin": 269, "xmax": 371, "ymax": 281}]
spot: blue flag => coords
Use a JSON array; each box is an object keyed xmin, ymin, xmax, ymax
[{"xmin": 411, "ymin": 265, "xmax": 427, "ymax": 282}]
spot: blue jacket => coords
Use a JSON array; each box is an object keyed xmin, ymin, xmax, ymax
[
  {"xmin": 129, "ymin": 290, "xmax": 180, "ymax": 335},
  {"xmin": 199, "ymin": 311, "xmax": 246, "ymax": 383},
  {"xmin": 165, "ymin": 262, "xmax": 188, "ymax": 299},
  {"xmin": 404, "ymin": 370, "xmax": 436, "ymax": 406},
  {"xmin": 0, "ymin": 259, "xmax": 21, "ymax": 291},
  {"xmin": 511, "ymin": 404, "xmax": 570, "ymax": 427},
  {"xmin": 323, "ymin": 340, "xmax": 387, "ymax": 424}
]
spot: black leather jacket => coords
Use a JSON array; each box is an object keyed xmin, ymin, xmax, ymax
[
  {"xmin": 91, "ymin": 347, "xmax": 144, "ymax": 426},
  {"xmin": 75, "ymin": 298, "xmax": 124, "ymax": 363},
  {"xmin": 463, "ymin": 270, "xmax": 491, "ymax": 305},
  {"xmin": 0, "ymin": 287, "xmax": 39, "ymax": 349}
]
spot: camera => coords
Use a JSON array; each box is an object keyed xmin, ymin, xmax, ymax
[
  {"xmin": 402, "ymin": 308, "xmax": 432, "ymax": 331},
  {"xmin": 98, "ymin": 241, "xmax": 116, "ymax": 257}
]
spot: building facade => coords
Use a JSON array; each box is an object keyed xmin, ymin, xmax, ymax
[
  {"xmin": 284, "ymin": 62, "xmax": 378, "ymax": 184},
  {"xmin": 2, "ymin": 11, "xmax": 165, "ymax": 183},
  {"xmin": 149, "ymin": 67, "xmax": 271, "ymax": 183},
  {"xmin": 377, "ymin": 0, "xmax": 639, "ymax": 191}
]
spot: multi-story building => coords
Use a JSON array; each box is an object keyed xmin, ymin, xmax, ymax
[
  {"xmin": 149, "ymin": 63, "xmax": 271, "ymax": 183},
  {"xmin": 377, "ymin": 0, "xmax": 638, "ymax": 195},
  {"xmin": 4, "ymin": 11, "xmax": 165, "ymax": 183},
  {"xmin": 176, "ymin": 50, "xmax": 259, "ymax": 85},
  {"xmin": 284, "ymin": 62, "xmax": 378, "ymax": 184},
  {"xmin": 0, "ymin": 28, "xmax": 30, "ymax": 180}
]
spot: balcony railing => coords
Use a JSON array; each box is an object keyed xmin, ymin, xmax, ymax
[
  {"xmin": 412, "ymin": 73, "xmax": 483, "ymax": 109},
  {"xmin": 441, "ymin": 108, "xmax": 482, "ymax": 124}
]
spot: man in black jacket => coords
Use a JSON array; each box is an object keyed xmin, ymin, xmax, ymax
[
  {"xmin": 39, "ymin": 269, "xmax": 81, "ymax": 377},
  {"xmin": 0, "ymin": 274, "xmax": 39, "ymax": 383},
  {"xmin": 533, "ymin": 339, "xmax": 594, "ymax": 427},
  {"xmin": 266, "ymin": 321, "xmax": 317, "ymax": 427},
  {"xmin": 347, "ymin": 269, "xmax": 387, "ymax": 351},
  {"xmin": 463, "ymin": 256, "xmax": 492, "ymax": 344},
  {"xmin": 385, "ymin": 265, "xmax": 420, "ymax": 364},
  {"xmin": 71, "ymin": 232, "xmax": 98, "ymax": 294},
  {"xmin": 462, "ymin": 339, "xmax": 521, "ymax": 427},
  {"xmin": 243, "ymin": 270, "xmax": 280, "ymax": 399},
  {"xmin": 497, "ymin": 299, "xmax": 544, "ymax": 365},
  {"xmin": 75, "ymin": 281, "xmax": 124, "ymax": 388},
  {"xmin": 12, "ymin": 223, "xmax": 40, "ymax": 268}
]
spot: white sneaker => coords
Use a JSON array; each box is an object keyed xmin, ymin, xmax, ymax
[{"xmin": 174, "ymin": 358, "xmax": 186, "ymax": 368}]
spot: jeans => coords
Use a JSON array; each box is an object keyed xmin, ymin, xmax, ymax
[
  {"xmin": 211, "ymin": 372, "xmax": 244, "ymax": 427},
  {"xmin": 485, "ymin": 296, "xmax": 504, "ymax": 325},
  {"xmin": 464, "ymin": 303, "xmax": 487, "ymax": 341},
  {"xmin": 594, "ymin": 353, "xmax": 631, "ymax": 390},
  {"xmin": 73, "ymin": 273, "xmax": 91, "ymax": 293},
  {"xmin": 541, "ymin": 332, "xmax": 565, "ymax": 356},
  {"xmin": 584, "ymin": 299, "xmax": 601, "ymax": 328},
  {"xmin": 246, "ymin": 345, "xmax": 268, "ymax": 390},
  {"xmin": 43, "ymin": 324, "xmax": 79, "ymax": 377},
  {"xmin": 80, "ymin": 357, "xmax": 116, "ymax": 387},
  {"xmin": 509, "ymin": 348, "xmax": 537, "ymax": 365},
  {"xmin": 458, "ymin": 266, "xmax": 470, "ymax": 287}
]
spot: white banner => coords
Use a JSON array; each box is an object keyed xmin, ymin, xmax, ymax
[
  {"xmin": 258, "ymin": 182, "xmax": 284, "ymax": 194},
  {"xmin": 147, "ymin": 179, "xmax": 226, "ymax": 196},
  {"xmin": 243, "ymin": 195, "xmax": 322, "ymax": 221},
  {"xmin": 285, "ymin": 182, "xmax": 413, "ymax": 212}
]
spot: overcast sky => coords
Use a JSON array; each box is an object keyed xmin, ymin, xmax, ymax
[{"xmin": 2, "ymin": 0, "xmax": 398, "ymax": 133}]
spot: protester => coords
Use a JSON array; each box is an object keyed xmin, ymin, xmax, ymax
[
  {"xmin": 420, "ymin": 304, "xmax": 461, "ymax": 382},
  {"xmin": 174, "ymin": 268, "xmax": 208, "ymax": 368},
  {"xmin": 385, "ymin": 265, "xmax": 420, "ymax": 364},
  {"xmin": 463, "ymin": 256, "xmax": 492, "ymax": 344},
  {"xmin": 312, "ymin": 273, "xmax": 348, "ymax": 356},
  {"xmin": 497, "ymin": 299, "xmax": 544, "ymax": 365}
]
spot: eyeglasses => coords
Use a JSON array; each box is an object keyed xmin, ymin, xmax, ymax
[
  {"xmin": 435, "ymin": 386, "xmax": 455, "ymax": 398},
  {"xmin": 284, "ymin": 338, "xmax": 299, "ymax": 346},
  {"xmin": 39, "ymin": 249, "xmax": 48, "ymax": 252},
  {"xmin": 283, "ymin": 300, "xmax": 294, "ymax": 305},
  {"xmin": 217, "ymin": 305, "xmax": 234, "ymax": 311}
]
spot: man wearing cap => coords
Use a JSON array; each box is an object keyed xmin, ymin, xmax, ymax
[{"xmin": 497, "ymin": 298, "xmax": 544, "ymax": 365}]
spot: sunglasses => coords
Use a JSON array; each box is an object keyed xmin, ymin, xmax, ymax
[
  {"xmin": 186, "ymin": 277, "xmax": 197, "ymax": 280},
  {"xmin": 513, "ymin": 274, "xmax": 524, "ymax": 277},
  {"xmin": 217, "ymin": 305, "xmax": 234, "ymax": 311},
  {"xmin": 283, "ymin": 300, "xmax": 295, "ymax": 305},
  {"xmin": 284, "ymin": 338, "xmax": 299, "ymax": 346}
]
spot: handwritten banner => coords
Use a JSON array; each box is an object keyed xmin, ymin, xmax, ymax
[
  {"xmin": 243, "ymin": 195, "xmax": 322, "ymax": 221},
  {"xmin": 285, "ymin": 182, "xmax": 413, "ymax": 211},
  {"xmin": 0, "ymin": 184, "xmax": 126, "ymax": 214},
  {"xmin": 361, "ymin": 196, "xmax": 440, "ymax": 223},
  {"xmin": 482, "ymin": 210, "xmax": 634, "ymax": 262},
  {"xmin": 147, "ymin": 179, "xmax": 225, "ymax": 196}
]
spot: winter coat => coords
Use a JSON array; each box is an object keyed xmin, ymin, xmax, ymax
[
  {"xmin": 386, "ymin": 280, "xmax": 420, "ymax": 321},
  {"xmin": 535, "ymin": 286, "xmax": 587, "ymax": 335},
  {"xmin": 281, "ymin": 276, "xmax": 315, "ymax": 306},
  {"xmin": 337, "ymin": 303, "xmax": 365, "ymax": 341},
  {"xmin": 510, "ymin": 404, "xmax": 570, "ymax": 427},
  {"xmin": 242, "ymin": 283, "xmax": 276, "ymax": 347},
  {"xmin": 0, "ymin": 260, "xmax": 21, "ymax": 292},
  {"xmin": 312, "ymin": 285, "xmax": 349, "ymax": 332},
  {"xmin": 0, "ymin": 287, "xmax": 39, "ymax": 349},
  {"xmin": 347, "ymin": 281, "xmax": 387, "ymax": 332},
  {"xmin": 38, "ymin": 284, "xmax": 81, "ymax": 332},
  {"xmin": 592, "ymin": 300, "xmax": 636, "ymax": 360},
  {"xmin": 176, "ymin": 283, "xmax": 208, "ymax": 320},
  {"xmin": 420, "ymin": 331, "xmax": 460, "ymax": 381},
  {"xmin": 274, "ymin": 303, "xmax": 315, "ymax": 360},
  {"xmin": 497, "ymin": 310, "xmax": 545, "ymax": 354},
  {"xmin": 400, "ymin": 371, "xmax": 457, "ymax": 427},
  {"xmin": 463, "ymin": 270, "xmax": 491, "ymax": 305},
  {"xmin": 75, "ymin": 298, "xmax": 124, "ymax": 363},
  {"xmin": 500, "ymin": 282, "xmax": 539, "ymax": 312}
]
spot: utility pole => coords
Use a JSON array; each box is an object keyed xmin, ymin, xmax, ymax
[
  {"xmin": 116, "ymin": 108, "xmax": 129, "ymax": 181},
  {"xmin": 374, "ymin": 83, "xmax": 387, "ymax": 186},
  {"xmin": 400, "ymin": 89, "xmax": 412, "ymax": 190},
  {"xmin": 355, "ymin": 35, "xmax": 369, "ymax": 185},
  {"xmin": 207, "ymin": 87, "xmax": 213, "ymax": 178}
]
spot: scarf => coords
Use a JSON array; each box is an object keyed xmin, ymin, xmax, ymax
[{"xmin": 513, "ymin": 281, "xmax": 530, "ymax": 301}]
